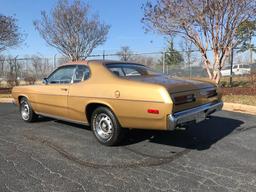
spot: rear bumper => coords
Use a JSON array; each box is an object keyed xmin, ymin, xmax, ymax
[{"xmin": 168, "ymin": 101, "xmax": 223, "ymax": 130}]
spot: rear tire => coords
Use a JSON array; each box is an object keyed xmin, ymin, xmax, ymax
[
  {"xmin": 20, "ymin": 97, "xmax": 38, "ymax": 122},
  {"xmin": 91, "ymin": 107, "xmax": 126, "ymax": 146}
]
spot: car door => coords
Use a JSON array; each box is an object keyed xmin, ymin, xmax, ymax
[
  {"xmin": 67, "ymin": 65, "xmax": 91, "ymax": 123},
  {"xmin": 35, "ymin": 65, "xmax": 76, "ymax": 119}
]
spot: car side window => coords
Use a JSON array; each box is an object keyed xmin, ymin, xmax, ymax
[
  {"xmin": 243, "ymin": 65, "xmax": 250, "ymax": 68},
  {"xmin": 73, "ymin": 65, "xmax": 90, "ymax": 83},
  {"xmin": 123, "ymin": 67, "xmax": 141, "ymax": 76},
  {"xmin": 48, "ymin": 66, "xmax": 76, "ymax": 84},
  {"xmin": 108, "ymin": 67, "xmax": 125, "ymax": 76}
]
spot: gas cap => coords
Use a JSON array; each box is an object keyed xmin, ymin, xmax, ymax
[{"xmin": 114, "ymin": 90, "xmax": 120, "ymax": 98}]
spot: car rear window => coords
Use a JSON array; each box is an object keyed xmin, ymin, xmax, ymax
[{"xmin": 106, "ymin": 63, "xmax": 160, "ymax": 77}]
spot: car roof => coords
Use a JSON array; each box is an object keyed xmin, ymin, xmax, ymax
[{"xmin": 60, "ymin": 60, "xmax": 144, "ymax": 67}]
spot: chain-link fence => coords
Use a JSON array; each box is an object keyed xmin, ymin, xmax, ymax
[{"xmin": 0, "ymin": 49, "xmax": 255, "ymax": 87}]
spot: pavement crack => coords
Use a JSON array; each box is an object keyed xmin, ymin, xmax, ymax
[
  {"xmin": 24, "ymin": 133, "xmax": 191, "ymax": 169},
  {"xmin": 30, "ymin": 155, "xmax": 87, "ymax": 192}
]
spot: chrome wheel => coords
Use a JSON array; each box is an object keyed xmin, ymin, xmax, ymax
[
  {"xmin": 94, "ymin": 113, "xmax": 113, "ymax": 141},
  {"xmin": 21, "ymin": 101, "xmax": 30, "ymax": 121}
]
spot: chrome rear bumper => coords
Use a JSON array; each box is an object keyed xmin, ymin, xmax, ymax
[{"xmin": 168, "ymin": 101, "xmax": 223, "ymax": 130}]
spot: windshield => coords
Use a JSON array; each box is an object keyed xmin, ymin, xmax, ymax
[
  {"xmin": 242, "ymin": 64, "xmax": 250, "ymax": 68},
  {"xmin": 106, "ymin": 63, "xmax": 161, "ymax": 77}
]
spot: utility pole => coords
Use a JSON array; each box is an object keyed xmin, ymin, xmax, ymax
[
  {"xmin": 162, "ymin": 52, "xmax": 165, "ymax": 74},
  {"xmin": 230, "ymin": 48, "xmax": 234, "ymax": 87},
  {"xmin": 103, "ymin": 50, "xmax": 105, "ymax": 60},
  {"xmin": 53, "ymin": 54, "xmax": 58, "ymax": 69}
]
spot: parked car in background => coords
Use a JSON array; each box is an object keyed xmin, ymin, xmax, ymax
[
  {"xmin": 221, "ymin": 66, "xmax": 233, "ymax": 76},
  {"xmin": 250, "ymin": 63, "xmax": 256, "ymax": 74},
  {"xmin": 12, "ymin": 60, "xmax": 223, "ymax": 146},
  {"xmin": 221, "ymin": 64, "xmax": 251, "ymax": 76},
  {"xmin": 233, "ymin": 64, "xmax": 251, "ymax": 75}
]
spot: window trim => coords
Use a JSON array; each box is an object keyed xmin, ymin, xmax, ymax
[
  {"xmin": 47, "ymin": 65, "xmax": 76, "ymax": 85},
  {"xmin": 46, "ymin": 64, "xmax": 91, "ymax": 85},
  {"xmin": 105, "ymin": 63, "xmax": 161, "ymax": 77},
  {"xmin": 72, "ymin": 65, "xmax": 91, "ymax": 83}
]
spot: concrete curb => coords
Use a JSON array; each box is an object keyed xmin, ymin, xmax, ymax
[
  {"xmin": 0, "ymin": 98, "xmax": 14, "ymax": 103},
  {"xmin": 0, "ymin": 98, "xmax": 256, "ymax": 116},
  {"xmin": 223, "ymin": 102, "xmax": 256, "ymax": 116}
]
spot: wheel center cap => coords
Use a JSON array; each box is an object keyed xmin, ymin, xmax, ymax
[{"xmin": 101, "ymin": 121, "xmax": 108, "ymax": 131}]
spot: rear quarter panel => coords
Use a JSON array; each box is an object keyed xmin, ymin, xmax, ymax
[{"xmin": 68, "ymin": 62, "xmax": 173, "ymax": 130}]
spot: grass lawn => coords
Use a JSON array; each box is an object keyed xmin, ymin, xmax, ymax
[{"xmin": 222, "ymin": 95, "xmax": 256, "ymax": 106}]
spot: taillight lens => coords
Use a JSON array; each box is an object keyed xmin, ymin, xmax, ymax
[
  {"xmin": 201, "ymin": 89, "xmax": 217, "ymax": 98},
  {"xmin": 147, "ymin": 109, "xmax": 159, "ymax": 114},
  {"xmin": 173, "ymin": 94, "xmax": 195, "ymax": 105}
]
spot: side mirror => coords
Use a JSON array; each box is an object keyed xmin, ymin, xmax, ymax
[{"xmin": 42, "ymin": 78, "xmax": 48, "ymax": 85}]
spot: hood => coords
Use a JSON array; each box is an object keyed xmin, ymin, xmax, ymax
[{"xmin": 125, "ymin": 75, "xmax": 216, "ymax": 93}]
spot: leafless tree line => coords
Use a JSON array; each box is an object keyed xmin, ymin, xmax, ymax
[
  {"xmin": 143, "ymin": 0, "xmax": 256, "ymax": 84},
  {"xmin": 0, "ymin": 55, "xmax": 68, "ymax": 86}
]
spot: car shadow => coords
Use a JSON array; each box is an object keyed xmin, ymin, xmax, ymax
[
  {"xmin": 37, "ymin": 115, "xmax": 244, "ymax": 151},
  {"xmin": 122, "ymin": 116, "xmax": 244, "ymax": 150}
]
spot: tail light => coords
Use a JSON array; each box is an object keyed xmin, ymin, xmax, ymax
[
  {"xmin": 173, "ymin": 94, "xmax": 195, "ymax": 105},
  {"xmin": 201, "ymin": 89, "xmax": 217, "ymax": 98},
  {"xmin": 147, "ymin": 109, "xmax": 159, "ymax": 114}
]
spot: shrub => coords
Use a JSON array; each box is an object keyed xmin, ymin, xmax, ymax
[
  {"xmin": 24, "ymin": 76, "xmax": 36, "ymax": 85},
  {"xmin": 6, "ymin": 75, "xmax": 19, "ymax": 87}
]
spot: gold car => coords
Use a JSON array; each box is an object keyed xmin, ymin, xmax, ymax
[{"xmin": 12, "ymin": 60, "xmax": 223, "ymax": 145}]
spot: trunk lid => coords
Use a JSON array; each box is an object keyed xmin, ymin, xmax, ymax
[
  {"xmin": 125, "ymin": 75, "xmax": 215, "ymax": 93},
  {"xmin": 125, "ymin": 75, "xmax": 219, "ymax": 112}
]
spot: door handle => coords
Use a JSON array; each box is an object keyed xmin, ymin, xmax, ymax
[{"xmin": 61, "ymin": 88, "xmax": 68, "ymax": 91}]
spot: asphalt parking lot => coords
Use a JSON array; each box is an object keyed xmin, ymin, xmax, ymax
[{"xmin": 0, "ymin": 103, "xmax": 256, "ymax": 192}]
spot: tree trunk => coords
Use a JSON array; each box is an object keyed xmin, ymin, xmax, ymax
[
  {"xmin": 203, "ymin": 59, "xmax": 213, "ymax": 80},
  {"xmin": 250, "ymin": 47, "xmax": 253, "ymax": 65},
  {"xmin": 212, "ymin": 69, "xmax": 221, "ymax": 84},
  {"xmin": 250, "ymin": 37, "xmax": 253, "ymax": 65}
]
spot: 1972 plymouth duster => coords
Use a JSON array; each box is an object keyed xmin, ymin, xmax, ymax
[{"xmin": 12, "ymin": 60, "xmax": 223, "ymax": 146}]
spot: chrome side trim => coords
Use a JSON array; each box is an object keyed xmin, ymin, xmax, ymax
[
  {"xmin": 20, "ymin": 92, "xmax": 164, "ymax": 104},
  {"xmin": 68, "ymin": 95, "xmax": 164, "ymax": 103},
  {"xmin": 36, "ymin": 112, "xmax": 89, "ymax": 126},
  {"xmin": 167, "ymin": 101, "xmax": 223, "ymax": 130}
]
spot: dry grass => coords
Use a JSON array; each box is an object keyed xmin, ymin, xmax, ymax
[
  {"xmin": 222, "ymin": 95, "xmax": 256, "ymax": 106},
  {"xmin": 0, "ymin": 94, "xmax": 12, "ymax": 98}
]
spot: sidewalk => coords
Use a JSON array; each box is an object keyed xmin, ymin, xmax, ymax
[
  {"xmin": 0, "ymin": 98, "xmax": 14, "ymax": 103},
  {"xmin": 223, "ymin": 102, "xmax": 256, "ymax": 116}
]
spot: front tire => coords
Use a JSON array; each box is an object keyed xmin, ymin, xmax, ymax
[
  {"xmin": 20, "ymin": 98, "xmax": 38, "ymax": 122},
  {"xmin": 91, "ymin": 107, "xmax": 125, "ymax": 146}
]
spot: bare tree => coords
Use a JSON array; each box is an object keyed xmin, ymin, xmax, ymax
[
  {"xmin": 30, "ymin": 56, "xmax": 52, "ymax": 79},
  {"xmin": 56, "ymin": 56, "xmax": 70, "ymax": 67},
  {"xmin": 180, "ymin": 38, "xmax": 197, "ymax": 77},
  {"xmin": 34, "ymin": 0, "xmax": 110, "ymax": 61},
  {"xmin": 131, "ymin": 55, "xmax": 155, "ymax": 68},
  {"xmin": 6, "ymin": 56, "xmax": 21, "ymax": 87},
  {"xmin": 0, "ymin": 55, "xmax": 5, "ymax": 77},
  {"xmin": 0, "ymin": 15, "xmax": 22, "ymax": 52},
  {"xmin": 117, "ymin": 46, "xmax": 133, "ymax": 61},
  {"xmin": 180, "ymin": 39, "xmax": 194, "ymax": 68},
  {"xmin": 142, "ymin": 0, "xmax": 256, "ymax": 84}
]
